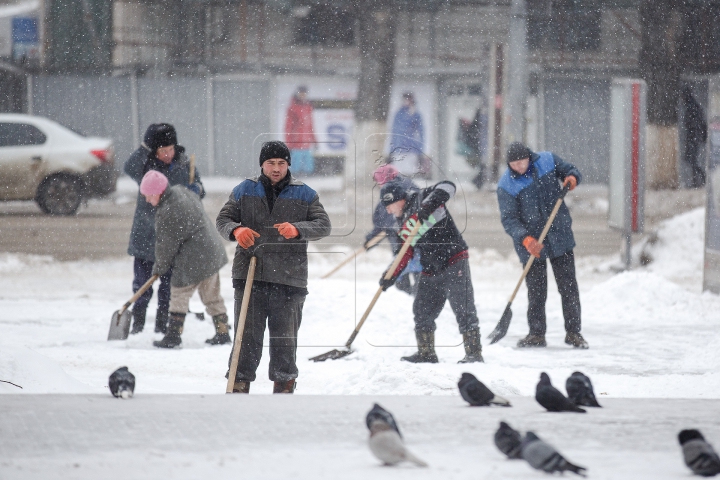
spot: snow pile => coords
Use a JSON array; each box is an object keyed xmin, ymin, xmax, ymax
[{"xmin": 0, "ymin": 345, "xmax": 95, "ymax": 393}]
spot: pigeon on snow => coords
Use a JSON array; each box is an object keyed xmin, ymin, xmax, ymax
[
  {"xmin": 494, "ymin": 421, "xmax": 523, "ymax": 459},
  {"xmin": 521, "ymin": 431, "xmax": 587, "ymax": 476},
  {"xmin": 109, "ymin": 366, "xmax": 135, "ymax": 399},
  {"xmin": 366, "ymin": 403, "xmax": 427, "ymax": 467},
  {"xmin": 565, "ymin": 371, "xmax": 601, "ymax": 407},
  {"xmin": 536, "ymin": 372, "xmax": 585, "ymax": 413},
  {"xmin": 458, "ymin": 373, "xmax": 511, "ymax": 407},
  {"xmin": 678, "ymin": 429, "xmax": 720, "ymax": 477}
]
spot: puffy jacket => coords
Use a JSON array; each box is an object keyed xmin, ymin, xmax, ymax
[
  {"xmin": 152, "ymin": 186, "xmax": 228, "ymax": 287},
  {"xmin": 497, "ymin": 151, "xmax": 581, "ymax": 264},
  {"xmin": 285, "ymin": 98, "xmax": 316, "ymax": 149},
  {"xmin": 216, "ymin": 174, "xmax": 331, "ymax": 289},
  {"xmin": 125, "ymin": 145, "xmax": 205, "ymax": 261}
]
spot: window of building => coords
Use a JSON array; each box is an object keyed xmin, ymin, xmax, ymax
[
  {"xmin": 294, "ymin": 5, "xmax": 355, "ymax": 47},
  {"xmin": 528, "ymin": 0, "xmax": 601, "ymax": 52},
  {"xmin": 0, "ymin": 123, "xmax": 47, "ymax": 147}
]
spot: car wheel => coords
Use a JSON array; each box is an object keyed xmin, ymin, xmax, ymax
[{"xmin": 36, "ymin": 173, "xmax": 83, "ymax": 215}]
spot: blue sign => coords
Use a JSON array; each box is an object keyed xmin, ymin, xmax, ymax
[{"xmin": 12, "ymin": 18, "xmax": 38, "ymax": 44}]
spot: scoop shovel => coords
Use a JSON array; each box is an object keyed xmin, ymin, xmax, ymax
[{"xmin": 108, "ymin": 275, "xmax": 159, "ymax": 341}]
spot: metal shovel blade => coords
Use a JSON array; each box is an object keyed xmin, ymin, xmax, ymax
[
  {"xmin": 108, "ymin": 310, "xmax": 132, "ymax": 341},
  {"xmin": 309, "ymin": 348, "xmax": 353, "ymax": 362},
  {"xmin": 487, "ymin": 304, "xmax": 513, "ymax": 345}
]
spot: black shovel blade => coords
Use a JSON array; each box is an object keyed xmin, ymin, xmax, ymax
[
  {"xmin": 487, "ymin": 304, "xmax": 513, "ymax": 345},
  {"xmin": 108, "ymin": 310, "xmax": 132, "ymax": 341},
  {"xmin": 309, "ymin": 348, "xmax": 353, "ymax": 362}
]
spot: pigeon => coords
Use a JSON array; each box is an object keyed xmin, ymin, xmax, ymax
[
  {"xmin": 458, "ymin": 373, "xmax": 511, "ymax": 407},
  {"xmin": 366, "ymin": 404, "xmax": 427, "ymax": 467},
  {"xmin": 536, "ymin": 372, "xmax": 585, "ymax": 413},
  {"xmin": 678, "ymin": 429, "xmax": 720, "ymax": 477},
  {"xmin": 565, "ymin": 371, "xmax": 601, "ymax": 407},
  {"xmin": 109, "ymin": 366, "xmax": 135, "ymax": 399},
  {"xmin": 521, "ymin": 431, "xmax": 587, "ymax": 477},
  {"xmin": 494, "ymin": 421, "xmax": 523, "ymax": 459}
]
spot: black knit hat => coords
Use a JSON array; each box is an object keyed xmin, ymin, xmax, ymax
[
  {"xmin": 506, "ymin": 142, "xmax": 533, "ymax": 163},
  {"xmin": 259, "ymin": 141, "xmax": 291, "ymax": 166},
  {"xmin": 145, "ymin": 123, "xmax": 177, "ymax": 152},
  {"xmin": 380, "ymin": 181, "xmax": 408, "ymax": 206}
]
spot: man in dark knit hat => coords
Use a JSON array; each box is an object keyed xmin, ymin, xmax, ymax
[
  {"xmin": 216, "ymin": 140, "xmax": 331, "ymax": 394},
  {"xmin": 124, "ymin": 123, "xmax": 205, "ymax": 335},
  {"xmin": 497, "ymin": 141, "xmax": 587, "ymax": 349},
  {"xmin": 379, "ymin": 178, "xmax": 483, "ymax": 364}
]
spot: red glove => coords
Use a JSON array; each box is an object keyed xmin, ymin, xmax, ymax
[
  {"xmin": 274, "ymin": 222, "xmax": 299, "ymax": 239},
  {"xmin": 563, "ymin": 175, "xmax": 577, "ymax": 191},
  {"xmin": 233, "ymin": 227, "xmax": 260, "ymax": 249},
  {"xmin": 522, "ymin": 236, "xmax": 544, "ymax": 259}
]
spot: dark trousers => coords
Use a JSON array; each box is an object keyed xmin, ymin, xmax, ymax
[
  {"xmin": 525, "ymin": 250, "xmax": 581, "ymax": 335},
  {"xmin": 230, "ymin": 281, "xmax": 306, "ymax": 382},
  {"xmin": 413, "ymin": 259, "xmax": 480, "ymax": 335},
  {"xmin": 132, "ymin": 257, "xmax": 172, "ymax": 315}
]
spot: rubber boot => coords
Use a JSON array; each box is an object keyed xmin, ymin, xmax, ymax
[
  {"xmin": 517, "ymin": 333, "xmax": 547, "ymax": 348},
  {"xmin": 206, "ymin": 313, "xmax": 232, "ymax": 345},
  {"xmin": 565, "ymin": 332, "xmax": 589, "ymax": 349},
  {"xmin": 154, "ymin": 310, "xmax": 169, "ymax": 334},
  {"xmin": 458, "ymin": 329, "xmax": 484, "ymax": 363},
  {"xmin": 273, "ymin": 379, "xmax": 296, "ymax": 394},
  {"xmin": 130, "ymin": 309, "xmax": 146, "ymax": 334},
  {"xmin": 232, "ymin": 381, "xmax": 250, "ymax": 394},
  {"xmin": 401, "ymin": 331, "xmax": 439, "ymax": 363},
  {"xmin": 153, "ymin": 312, "xmax": 184, "ymax": 348}
]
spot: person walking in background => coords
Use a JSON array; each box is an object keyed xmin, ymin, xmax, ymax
[
  {"xmin": 137, "ymin": 171, "xmax": 230, "ymax": 349},
  {"xmin": 285, "ymin": 86, "xmax": 317, "ymax": 175},
  {"xmin": 216, "ymin": 141, "xmax": 331, "ymax": 394},
  {"xmin": 389, "ymin": 92, "xmax": 426, "ymax": 176},
  {"xmin": 497, "ymin": 142, "xmax": 588, "ymax": 349},
  {"xmin": 457, "ymin": 100, "xmax": 489, "ymax": 190},
  {"xmin": 124, "ymin": 124, "xmax": 204, "ymax": 335},
  {"xmin": 682, "ymin": 87, "xmax": 708, "ymax": 188}
]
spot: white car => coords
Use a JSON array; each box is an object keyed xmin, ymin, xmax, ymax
[{"xmin": 0, "ymin": 114, "xmax": 116, "ymax": 215}]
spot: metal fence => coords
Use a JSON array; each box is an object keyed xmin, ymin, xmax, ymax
[{"xmin": 29, "ymin": 75, "xmax": 271, "ymax": 177}]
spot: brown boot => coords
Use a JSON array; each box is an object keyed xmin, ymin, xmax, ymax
[
  {"xmin": 565, "ymin": 332, "xmax": 589, "ymax": 349},
  {"xmin": 206, "ymin": 313, "xmax": 231, "ymax": 345},
  {"xmin": 273, "ymin": 380, "xmax": 296, "ymax": 394},
  {"xmin": 232, "ymin": 381, "xmax": 250, "ymax": 394},
  {"xmin": 458, "ymin": 329, "xmax": 484, "ymax": 363},
  {"xmin": 401, "ymin": 331, "xmax": 439, "ymax": 363},
  {"xmin": 152, "ymin": 313, "xmax": 184, "ymax": 348},
  {"xmin": 517, "ymin": 334, "xmax": 547, "ymax": 348}
]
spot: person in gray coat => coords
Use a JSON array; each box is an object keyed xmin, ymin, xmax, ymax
[
  {"xmin": 139, "ymin": 170, "xmax": 229, "ymax": 349},
  {"xmin": 124, "ymin": 124, "xmax": 205, "ymax": 335},
  {"xmin": 216, "ymin": 141, "xmax": 331, "ymax": 394}
]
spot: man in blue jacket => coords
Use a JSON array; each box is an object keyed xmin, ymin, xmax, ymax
[{"xmin": 497, "ymin": 142, "xmax": 588, "ymax": 349}]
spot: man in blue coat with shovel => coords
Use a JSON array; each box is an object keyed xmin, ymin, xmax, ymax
[{"xmin": 497, "ymin": 142, "xmax": 588, "ymax": 349}]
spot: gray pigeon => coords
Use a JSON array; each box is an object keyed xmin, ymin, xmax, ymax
[
  {"xmin": 521, "ymin": 431, "xmax": 587, "ymax": 476},
  {"xmin": 366, "ymin": 404, "xmax": 427, "ymax": 467},
  {"xmin": 366, "ymin": 403, "xmax": 402, "ymax": 438},
  {"xmin": 494, "ymin": 421, "xmax": 523, "ymax": 459},
  {"xmin": 536, "ymin": 372, "xmax": 585, "ymax": 413},
  {"xmin": 678, "ymin": 429, "xmax": 720, "ymax": 477},
  {"xmin": 108, "ymin": 366, "xmax": 135, "ymax": 399},
  {"xmin": 458, "ymin": 373, "xmax": 511, "ymax": 407},
  {"xmin": 566, "ymin": 371, "xmax": 601, "ymax": 407}
]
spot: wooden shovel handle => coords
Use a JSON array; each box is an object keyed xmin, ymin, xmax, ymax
[
  {"xmin": 226, "ymin": 256, "xmax": 257, "ymax": 393},
  {"xmin": 320, "ymin": 232, "xmax": 386, "ymax": 279},
  {"xmin": 189, "ymin": 154, "xmax": 196, "ymax": 184},
  {"xmin": 119, "ymin": 274, "xmax": 159, "ymax": 315}
]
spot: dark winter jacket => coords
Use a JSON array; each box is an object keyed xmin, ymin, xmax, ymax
[
  {"xmin": 125, "ymin": 145, "xmax": 205, "ymax": 261},
  {"xmin": 365, "ymin": 177, "xmax": 419, "ymax": 253},
  {"xmin": 216, "ymin": 172, "xmax": 331, "ymax": 289},
  {"xmin": 497, "ymin": 151, "xmax": 581, "ymax": 264},
  {"xmin": 152, "ymin": 186, "xmax": 227, "ymax": 287},
  {"xmin": 391, "ymin": 180, "xmax": 468, "ymax": 276}
]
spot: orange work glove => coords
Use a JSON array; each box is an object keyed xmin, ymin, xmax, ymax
[
  {"xmin": 233, "ymin": 227, "xmax": 260, "ymax": 249},
  {"xmin": 274, "ymin": 222, "xmax": 299, "ymax": 239},
  {"xmin": 563, "ymin": 175, "xmax": 577, "ymax": 191},
  {"xmin": 522, "ymin": 236, "xmax": 544, "ymax": 259}
]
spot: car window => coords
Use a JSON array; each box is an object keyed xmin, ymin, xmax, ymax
[{"xmin": 0, "ymin": 123, "xmax": 47, "ymax": 147}]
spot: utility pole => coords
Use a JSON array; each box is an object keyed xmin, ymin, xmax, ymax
[{"xmin": 505, "ymin": 0, "xmax": 528, "ymax": 146}]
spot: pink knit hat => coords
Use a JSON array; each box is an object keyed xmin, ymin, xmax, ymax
[
  {"xmin": 372, "ymin": 164, "xmax": 399, "ymax": 185},
  {"xmin": 140, "ymin": 170, "xmax": 169, "ymax": 195}
]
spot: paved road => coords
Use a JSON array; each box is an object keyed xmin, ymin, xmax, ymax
[{"xmin": 0, "ymin": 181, "xmax": 704, "ymax": 261}]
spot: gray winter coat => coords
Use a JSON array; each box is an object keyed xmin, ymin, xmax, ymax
[
  {"xmin": 152, "ymin": 185, "xmax": 227, "ymax": 287},
  {"xmin": 125, "ymin": 146, "xmax": 205, "ymax": 261},
  {"xmin": 216, "ymin": 174, "xmax": 331, "ymax": 289}
]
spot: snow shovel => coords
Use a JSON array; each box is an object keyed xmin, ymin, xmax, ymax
[
  {"xmin": 226, "ymin": 256, "xmax": 257, "ymax": 393},
  {"xmin": 320, "ymin": 232, "xmax": 386, "ymax": 279},
  {"xmin": 309, "ymin": 221, "xmax": 422, "ymax": 362},
  {"xmin": 487, "ymin": 184, "xmax": 571, "ymax": 344},
  {"xmin": 108, "ymin": 274, "xmax": 159, "ymax": 341}
]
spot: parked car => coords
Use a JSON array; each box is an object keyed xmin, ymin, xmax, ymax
[{"xmin": 0, "ymin": 114, "xmax": 116, "ymax": 215}]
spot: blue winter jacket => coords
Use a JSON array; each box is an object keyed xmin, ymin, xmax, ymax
[
  {"xmin": 390, "ymin": 106, "xmax": 424, "ymax": 154},
  {"xmin": 497, "ymin": 151, "xmax": 581, "ymax": 264}
]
